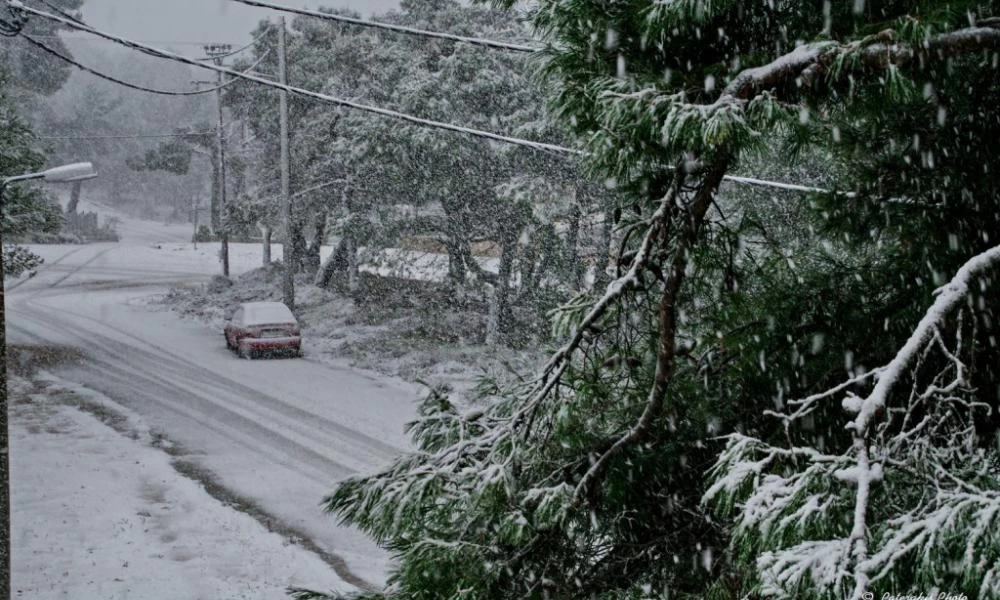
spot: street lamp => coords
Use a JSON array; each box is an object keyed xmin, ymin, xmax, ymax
[
  {"xmin": 0, "ymin": 160, "xmax": 98, "ymax": 598},
  {"xmin": 1, "ymin": 161, "xmax": 98, "ymax": 189}
]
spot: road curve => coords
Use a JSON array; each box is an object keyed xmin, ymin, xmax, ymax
[{"xmin": 5, "ymin": 242, "xmax": 419, "ymax": 591}]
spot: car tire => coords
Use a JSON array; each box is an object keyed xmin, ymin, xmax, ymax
[
  {"xmin": 238, "ymin": 343, "xmax": 253, "ymax": 360},
  {"xmin": 225, "ymin": 334, "xmax": 234, "ymax": 350}
]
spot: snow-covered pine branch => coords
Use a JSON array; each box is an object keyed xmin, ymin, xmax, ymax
[
  {"xmin": 592, "ymin": 22, "xmax": 1000, "ymax": 171},
  {"xmin": 318, "ymin": 162, "xmax": 733, "ymax": 595},
  {"xmin": 705, "ymin": 244, "xmax": 1000, "ymax": 599}
]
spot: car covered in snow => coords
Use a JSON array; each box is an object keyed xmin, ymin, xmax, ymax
[{"xmin": 224, "ymin": 301, "xmax": 301, "ymax": 358}]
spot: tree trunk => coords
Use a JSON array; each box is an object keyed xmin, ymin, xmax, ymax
[
  {"xmin": 304, "ymin": 214, "xmax": 326, "ymax": 276},
  {"xmin": 346, "ymin": 236, "xmax": 359, "ymax": 293},
  {"xmin": 262, "ymin": 226, "xmax": 272, "ymax": 266},
  {"xmin": 446, "ymin": 237, "xmax": 468, "ymax": 288},
  {"xmin": 63, "ymin": 181, "xmax": 83, "ymax": 233},
  {"xmin": 596, "ymin": 196, "xmax": 615, "ymax": 290},
  {"xmin": 491, "ymin": 234, "xmax": 517, "ymax": 345},
  {"xmin": 0, "ymin": 185, "xmax": 11, "ymax": 600},
  {"xmin": 485, "ymin": 283, "xmax": 499, "ymax": 346},
  {"xmin": 531, "ymin": 225, "xmax": 558, "ymax": 292},
  {"xmin": 315, "ymin": 236, "xmax": 349, "ymax": 289},
  {"xmin": 288, "ymin": 217, "xmax": 307, "ymax": 273},
  {"xmin": 66, "ymin": 181, "xmax": 82, "ymax": 215},
  {"xmin": 566, "ymin": 199, "xmax": 583, "ymax": 289},
  {"xmin": 520, "ymin": 231, "xmax": 537, "ymax": 301}
]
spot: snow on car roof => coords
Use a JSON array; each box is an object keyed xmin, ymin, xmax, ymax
[{"xmin": 241, "ymin": 301, "xmax": 296, "ymax": 325}]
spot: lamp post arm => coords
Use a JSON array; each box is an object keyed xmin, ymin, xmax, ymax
[{"xmin": 1, "ymin": 173, "xmax": 44, "ymax": 187}]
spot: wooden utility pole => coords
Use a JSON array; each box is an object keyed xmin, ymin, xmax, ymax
[
  {"xmin": 277, "ymin": 17, "xmax": 294, "ymax": 310},
  {"xmin": 0, "ymin": 181, "xmax": 10, "ymax": 600},
  {"xmin": 204, "ymin": 43, "xmax": 232, "ymax": 277}
]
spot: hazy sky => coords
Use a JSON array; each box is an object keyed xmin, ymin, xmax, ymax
[{"xmin": 76, "ymin": 0, "xmax": 401, "ymax": 53}]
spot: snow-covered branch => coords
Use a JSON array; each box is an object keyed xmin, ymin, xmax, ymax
[
  {"xmin": 724, "ymin": 26, "xmax": 1000, "ymax": 102},
  {"xmin": 572, "ymin": 160, "xmax": 728, "ymax": 506},
  {"xmin": 706, "ymin": 244, "xmax": 1000, "ymax": 599},
  {"xmin": 850, "ymin": 245, "xmax": 1000, "ymax": 434},
  {"xmin": 600, "ymin": 24, "xmax": 1000, "ymax": 161}
]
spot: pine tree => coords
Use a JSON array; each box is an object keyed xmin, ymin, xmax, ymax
[
  {"xmin": 1, "ymin": 65, "xmax": 61, "ymax": 277},
  {"xmin": 304, "ymin": 1, "xmax": 1000, "ymax": 598}
]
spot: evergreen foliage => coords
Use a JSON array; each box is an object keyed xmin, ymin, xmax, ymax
[
  {"xmin": 0, "ymin": 0, "xmax": 82, "ymax": 96},
  {"xmin": 299, "ymin": 0, "xmax": 1000, "ymax": 598},
  {"xmin": 1, "ymin": 65, "xmax": 62, "ymax": 277}
]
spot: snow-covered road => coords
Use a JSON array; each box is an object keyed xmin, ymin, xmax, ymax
[{"xmin": 5, "ymin": 217, "xmax": 421, "ymax": 591}]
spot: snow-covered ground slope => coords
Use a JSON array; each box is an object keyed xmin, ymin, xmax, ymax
[
  {"xmin": 4, "ymin": 201, "xmax": 422, "ymax": 592},
  {"xmin": 9, "ymin": 375, "xmax": 353, "ymax": 599}
]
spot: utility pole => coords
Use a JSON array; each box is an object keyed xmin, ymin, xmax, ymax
[
  {"xmin": 203, "ymin": 43, "xmax": 233, "ymax": 277},
  {"xmin": 277, "ymin": 17, "xmax": 294, "ymax": 310}
]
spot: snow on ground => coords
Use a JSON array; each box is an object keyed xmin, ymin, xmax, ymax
[
  {"xmin": 3, "ymin": 196, "xmax": 538, "ymax": 596},
  {"xmin": 156, "ymin": 262, "xmax": 542, "ymax": 401},
  {"xmin": 8, "ymin": 277, "xmax": 417, "ymax": 588},
  {"xmin": 6, "ymin": 242, "xmax": 419, "ymax": 590},
  {"xmin": 9, "ymin": 373, "xmax": 352, "ymax": 600}
]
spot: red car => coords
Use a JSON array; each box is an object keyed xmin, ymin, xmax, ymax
[{"xmin": 224, "ymin": 301, "xmax": 302, "ymax": 359}]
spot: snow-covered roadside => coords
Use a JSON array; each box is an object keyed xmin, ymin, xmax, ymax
[{"xmin": 9, "ymin": 374, "xmax": 352, "ymax": 600}]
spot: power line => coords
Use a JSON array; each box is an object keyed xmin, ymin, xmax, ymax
[
  {"xmin": 723, "ymin": 175, "xmax": 858, "ymax": 198},
  {"xmin": 36, "ymin": 131, "xmax": 215, "ymax": 140},
  {"xmin": 21, "ymin": 33, "xmax": 270, "ymax": 96},
  {"xmin": 27, "ymin": 34, "xmax": 247, "ymax": 47},
  {"xmin": 35, "ymin": 0, "xmax": 79, "ymax": 23},
  {"xmin": 20, "ymin": 2, "xmax": 270, "ymax": 96},
  {"xmin": 12, "ymin": 2, "xmax": 582, "ymax": 156},
  {"xmin": 227, "ymin": 0, "xmax": 541, "ymax": 54},
  {"xmin": 9, "ymin": 2, "xmax": 875, "ymax": 199}
]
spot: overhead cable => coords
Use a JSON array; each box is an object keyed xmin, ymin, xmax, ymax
[
  {"xmin": 36, "ymin": 131, "xmax": 215, "ymax": 140},
  {"xmin": 36, "ymin": 0, "xmax": 258, "ymax": 59},
  {"xmin": 11, "ymin": 2, "xmax": 583, "ymax": 156},
  {"xmin": 723, "ymin": 175, "xmax": 858, "ymax": 198},
  {"xmin": 226, "ymin": 0, "xmax": 541, "ymax": 53},
  {"xmin": 36, "ymin": 0, "xmax": 80, "ymax": 23},
  {"xmin": 22, "ymin": 32, "xmax": 271, "ymax": 96},
  {"xmin": 27, "ymin": 34, "xmax": 246, "ymax": 47},
  {"xmin": 10, "ymin": 2, "xmax": 883, "ymax": 199}
]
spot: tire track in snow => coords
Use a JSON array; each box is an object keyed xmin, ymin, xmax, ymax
[
  {"xmin": 7, "ymin": 323, "xmax": 380, "ymax": 593},
  {"xmin": 6, "ymin": 318, "xmax": 382, "ymax": 591},
  {"xmin": 4, "ymin": 245, "xmax": 89, "ymax": 292},
  {"xmin": 22, "ymin": 301, "xmax": 407, "ymax": 461},
  {"xmin": 45, "ymin": 245, "xmax": 117, "ymax": 288},
  {"xmin": 7, "ymin": 307, "xmax": 382, "ymax": 477},
  {"xmin": 7, "ymin": 241, "xmax": 410, "ymax": 592}
]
